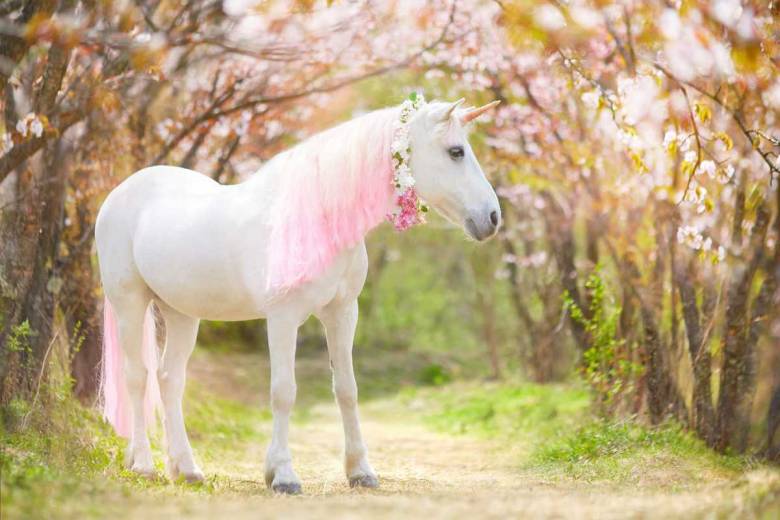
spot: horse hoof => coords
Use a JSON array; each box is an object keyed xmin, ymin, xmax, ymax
[
  {"xmin": 130, "ymin": 465, "xmax": 157, "ymax": 479},
  {"xmin": 272, "ymin": 482, "xmax": 302, "ymax": 495},
  {"xmin": 349, "ymin": 474, "xmax": 379, "ymax": 489},
  {"xmin": 182, "ymin": 471, "xmax": 205, "ymax": 484}
]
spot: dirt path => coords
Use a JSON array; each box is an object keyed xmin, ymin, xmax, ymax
[
  {"xmin": 105, "ymin": 397, "xmax": 774, "ymax": 520},
  {"xmin": 80, "ymin": 351, "xmax": 773, "ymax": 519}
]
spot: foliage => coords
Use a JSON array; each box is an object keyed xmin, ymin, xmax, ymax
[
  {"xmin": 5, "ymin": 320, "xmax": 32, "ymax": 354},
  {"xmin": 563, "ymin": 271, "xmax": 644, "ymax": 416}
]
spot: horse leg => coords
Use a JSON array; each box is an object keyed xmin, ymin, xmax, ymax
[
  {"xmin": 156, "ymin": 302, "xmax": 203, "ymax": 483},
  {"xmin": 318, "ymin": 299, "xmax": 378, "ymax": 488},
  {"xmin": 113, "ymin": 293, "xmax": 156, "ymax": 477},
  {"xmin": 264, "ymin": 314, "xmax": 302, "ymax": 494}
]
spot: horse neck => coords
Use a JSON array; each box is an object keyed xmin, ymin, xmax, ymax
[{"xmin": 256, "ymin": 107, "xmax": 400, "ymax": 291}]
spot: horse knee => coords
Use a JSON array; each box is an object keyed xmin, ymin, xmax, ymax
[
  {"xmin": 270, "ymin": 380, "xmax": 296, "ymax": 411},
  {"xmin": 158, "ymin": 367, "xmax": 185, "ymax": 400},
  {"xmin": 334, "ymin": 380, "xmax": 358, "ymax": 409},
  {"xmin": 124, "ymin": 362, "xmax": 147, "ymax": 392}
]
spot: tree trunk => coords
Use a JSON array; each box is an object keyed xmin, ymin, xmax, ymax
[
  {"xmin": 0, "ymin": 141, "xmax": 67, "ymax": 403},
  {"xmin": 60, "ymin": 179, "xmax": 101, "ymax": 401},
  {"xmin": 716, "ymin": 203, "xmax": 770, "ymax": 452},
  {"xmin": 674, "ymin": 256, "xmax": 715, "ymax": 443}
]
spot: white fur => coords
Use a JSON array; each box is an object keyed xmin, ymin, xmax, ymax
[{"xmin": 95, "ymin": 101, "xmax": 500, "ymax": 490}]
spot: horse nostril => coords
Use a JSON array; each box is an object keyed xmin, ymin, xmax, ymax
[{"xmin": 490, "ymin": 210, "xmax": 498, "ymax": 227}]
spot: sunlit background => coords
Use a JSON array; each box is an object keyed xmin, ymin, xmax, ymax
[{"xmin": 1, "ymin": 0, "xmax": 779, "ymax": 517}]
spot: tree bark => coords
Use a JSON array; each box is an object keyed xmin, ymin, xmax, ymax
[
  {"xmin": 0, "ymin": 39, "xmax": 71, "ymax": 404},
  {"xmin": 716, "ymin": 203, "xmax": 770, "ymax": 452},
  {"xmin": 0, "ymin": 140, "xmax": 67, "ymax": 403},
  {"xmin": 674, "ymin": 256, "xmax": 715, "ymax": 443},
  {"xmin": 60, "ymin": 164, "xmax": 101, "ymax": 401}
]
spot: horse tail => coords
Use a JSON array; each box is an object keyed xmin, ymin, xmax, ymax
[{"xmin": 101, "ymin": 298, "xmax": 162, "ymax": 438}]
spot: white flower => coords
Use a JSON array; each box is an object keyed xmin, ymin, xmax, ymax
[
  {"xmin": 711, "ymin": 42, "xmax": 735, "ymax": 78},
  {"xmin": 581, "ymin": 90, "xmax": 600, "ymax": 108},
  {"xmin": 391, "ymin": 93, "xmax": 425, "ymax": 199},
  {"xmin": 659, "ymin": 9, "xmax": 682, "ymax": 40},
  {"xmin": 663, "ymin": 129, "xmax": 677, "ymax": 147},
  {"xmin": 698, "ymin": 160, "xmax": 716, "ymax": 178},
  {"xmin": 533, "ymin": 5, "xmax": 566, "ymax": 31},
  {"xmin": 570, "ymin": 7, "xmax": 600, "ymax": 29},
  {"xmin": 684, "ymin": 150, "xmax": 697, "ymax": 163},
  {"xmin": 15, "ymin": 113, "xmax": 45, "ymax": 139},
  {"xmin": 396, "ymin": 170, "xmax": 415, "ymax": 190},
  {"xmin": 712, "ymin": 0, "xmax": 743, "ymax": 28},
  {"xmin": 223, "ymin": 0, "xmax": 260, "ymax": 16},
  {"xmin": 29, "ymin": 116, "xmax": 43, "ymax": 138},
  {"xmin": 717, "ymin": 245, "xmax": 726, "ymax": 262},
  {"xmin": 677, "ymin": 225, "xmax": 705, "ymax": 250},
  {"xmin": 762, "ymin": 82, "xmax": 780, "ymax": 109}
]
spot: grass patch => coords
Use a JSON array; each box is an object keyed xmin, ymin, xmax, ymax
[
  {"xmin": 1, "ymin": 388, "xmax": 126, "ymax": 519},
  {"xmin": 530, "ymin": 418, "xmax": 751, "ymax": 485},
  {"xmin": 417, "ymin": 381, "xmax": 590, "ymax": 445},
  {"xmin": 0, "ymin": 365, "xmax": 274, "ymax": 519},
  {"xmin": 416, "ymin": 381, "xmax": 756, "ymax": 488},
  {"xmin": 184, "ymin": 380, "xmax": 271, "ymax": 453}
]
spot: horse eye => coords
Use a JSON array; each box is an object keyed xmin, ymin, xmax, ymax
[{"xmin": 448, "ymin": 146, "xmax": 464, "ymax": 160}]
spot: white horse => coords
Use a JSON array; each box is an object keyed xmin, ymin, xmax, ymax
[{"xmin": 95, "ymin": 98, "xmax": 501, "ymax": 494}]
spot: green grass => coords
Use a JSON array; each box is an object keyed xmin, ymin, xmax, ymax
[
  {"xmin": 416, "ymin": 381, "xmax": 591, "ymax": 444},
  {"xmin": 531, "ymin": 418, "xmax": 751, "ymax": 485},
  {"xmin": 2, "ymin": 353, "xmax": 776, "ymax": 518},
  {"xmin": 0, "ymin": 366, "xmax": 273, "ymax": 519},
  {"xmin": 1, "ymin": 388, "xmax": 125, "ymax": 519},
  {"xmin": 184, "ymin": 380, "xmax": 271, "ymax": 454},
  {"xmin": 414, "ymin": 381, "xmax": 755, "ymax": 487}
]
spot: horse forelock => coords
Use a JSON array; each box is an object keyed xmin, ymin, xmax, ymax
[{"xmin": 266, "ymin": 108, "xmax": 398, "ymax": 292}]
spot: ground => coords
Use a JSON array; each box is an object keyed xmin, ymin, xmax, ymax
[{"xmin": 2, "ymin": 348, "xmax": 779, "ymax": 519}]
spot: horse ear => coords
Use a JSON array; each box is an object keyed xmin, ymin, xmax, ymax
[
  {"xmin": 443, "ymin": 98, "xmax": 466, "ymax": 120},
  {"xmin": 429, "ymin": 98, "xmax": 465, "ymax": 124},
  {"xmin": 459, "ymin": 100, "xmax": 501, "ymax": 124}
]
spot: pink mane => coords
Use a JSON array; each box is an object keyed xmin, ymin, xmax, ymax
[{"xmin": 265, "ymin": 107, "xmax": 399, "ymax": 292}]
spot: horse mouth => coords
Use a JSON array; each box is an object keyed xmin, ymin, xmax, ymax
[{"xmin": 464, "ymin": 218, "xmax": 485, "ymax": 241}]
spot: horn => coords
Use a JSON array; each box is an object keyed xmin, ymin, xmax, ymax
[
  {"xmin": 460, "ymin": 100, "xmax": 501, "ymax": 123},
  {"xmin": 443, "ymin": 98, "xmax": 466, "ymax": 120}
]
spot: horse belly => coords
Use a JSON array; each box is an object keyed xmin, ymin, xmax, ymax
[{"xmin": 133, "ymin": 202, "xmax": 269, "ymax": 321}]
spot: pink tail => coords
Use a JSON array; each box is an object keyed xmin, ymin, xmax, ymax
[{"xmin": 101, "ymin": 298, "xmax": 162, "ymax": 438}]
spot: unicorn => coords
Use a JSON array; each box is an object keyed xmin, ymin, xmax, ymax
[{"xmin": 96, "ymin": 95, "xmax": 501, "ymax": 494}]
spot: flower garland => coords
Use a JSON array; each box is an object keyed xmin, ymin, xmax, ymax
[{"xmin": 388, "ymin": 92, "xmax": 428, "ymax": 231}]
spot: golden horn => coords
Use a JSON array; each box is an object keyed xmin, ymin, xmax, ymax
[{"xmin": 460, "ymin": 100, "xmax": 501, "ymax": 123}]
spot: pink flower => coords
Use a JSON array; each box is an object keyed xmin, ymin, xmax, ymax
[{"xmin": 388, "ymin": 188, "xmax": 424, "ymax": 231}]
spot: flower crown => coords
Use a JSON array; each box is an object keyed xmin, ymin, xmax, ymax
[{"xmin": 388, "ymin": 92, "xmax": 428, "ymax": 231}]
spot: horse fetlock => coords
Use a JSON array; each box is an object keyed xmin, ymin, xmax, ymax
[
  {"xmin": 126, "ymin": 444, "xmax": 156, "ymax": 477},
  {"xmin": 346, "ymin": 453, "xmax": 377, "ymax": 488},
  {"xmin": 348, "ymin": 473, "xmax": 379, "ymax": 489},
  {"xmin": 265, "ymin": 463, "xmax": 301, "ymax": 494},
  {"xmin": 167, "ymin": 452, "xmax": 203, "ymax": 483}
]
